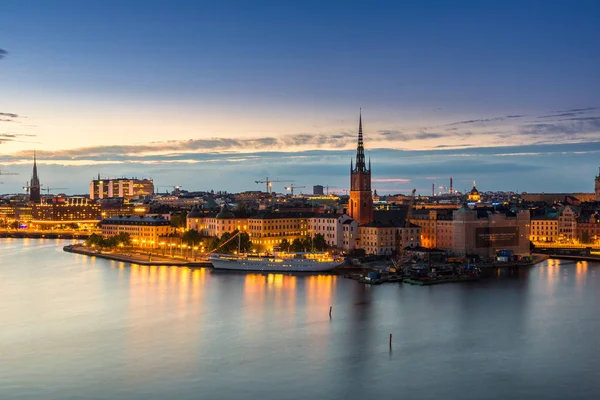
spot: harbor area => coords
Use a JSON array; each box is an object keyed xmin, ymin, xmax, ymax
[{"xmin": 339, "ymin": 252, "xmax": 549, "ymax": 286}]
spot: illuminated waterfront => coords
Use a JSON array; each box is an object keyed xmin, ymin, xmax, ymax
[{"xmin": 1, "ymin": 239, "xmax": 599, "ymax": 399}]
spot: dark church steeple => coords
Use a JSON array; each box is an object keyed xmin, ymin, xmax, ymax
[
  {"xmin": 349, "ymin": 111, "xmax": 373, "ymax": 225},
  {"xmin": 30, "ymin": 151, "xmax": 41, "ymax": 204}
]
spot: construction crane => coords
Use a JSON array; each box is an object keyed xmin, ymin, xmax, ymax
[
  {"xmin": 255, "ymin": 177, "xmax": 294, "ymax": 194},
  {"xmin": 43, "ymin": 186, "xmax": 68, "ymax": 195},
  {"xmin": 285, "ymin": 184, "xmax": 306, "ymax": 196},
  {"xmin": 397, "ymin": 188, "xmax": 417, "ymax": 268},
  {"xmin": 0, "ymin": 169, "xmax": 18, "ymax": 176},
  {"xmin": 324, "ymin": 185, "xmax": 338, "ymax": 195}
]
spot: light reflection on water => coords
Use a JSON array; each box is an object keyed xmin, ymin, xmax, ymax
[{"xmin": 1, "ymin": 239, "xmax": 599, "ymax": 400}]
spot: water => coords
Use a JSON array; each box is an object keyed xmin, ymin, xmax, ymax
[{"xmin": 1, "ymin": 238, "xmax": 599, "ymax": 399}]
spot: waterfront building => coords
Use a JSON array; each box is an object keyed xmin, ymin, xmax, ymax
[
  {"xmin": 186, "ymin": 206, "xmax": 249, "ymax": 237},
  {"xmin": 90, "ymin": 177, "xmax": 154, "ymax": 200},
  {"xmin": 307, "ymin": 213, "xmax": 355, "ymax": 249},
  {"xmin": 452, "ymin": 205, "xmax": 530, "ymax": 258},
  {"xmin": 558, "ymin": 205, "xmax": 578, "ymax": 242},
  {"xmin": 29, "ymin": 152, "xmax": 41, "ymax": 204},
  {"xmin": 575, "ymin": 212, "xmax": 600, "ymax": 244},
  {"xmin": 349, "ymin": 112, "xmax": 373, "ymax": 225},
  {"xmin": 101, "ymin": 215, "xmax": 174, "ymax": 248},
  {"xmin": 30, "ymin": 197, "xmax": 101, "ymax": 228},
  {"xmin": 358, "ymin": 222, "xmax": 421, "ymax": 256},
  {"xmin": 530, "ymin": 216, "xmax": 559, "ymax": 243},
  {"xmin": 435, "ymin": 216, "xmax": 454, "ymax": 251},
  {"xmin": 341, "ymin": 219, "xmax": 358, "ymax": 252},
  {"xmin": 248, "ymin": 212, "xmax": 311, "ymax": 251}
]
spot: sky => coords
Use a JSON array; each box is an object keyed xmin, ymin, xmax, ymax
[{"xmin": 1, "ymin": 0, "xmax": 600, "ymax": 196}]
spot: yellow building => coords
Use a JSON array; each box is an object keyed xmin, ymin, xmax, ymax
[
  {"xmin": 467, "ymin": 182, "xmax": 481, "ymax": 202},
  {"xmin": 101, "ymin": 215, "xmax": 174, "ymax": 248},
  {"xmin": 186, "ymin": 206, "xmax": 249, "ymax": 237},
  {"xmin": 248, "ymin": 212, "xmax": 310, "ymax": 251},
  {"xmin": 530, "ymin": 217, "xmax": 559, "ymax": 243},
  {"xmin": 30, "ymin": 197, "xmax": 100, "ymax": 228},
  {"xmin": 358, "ymin": 223, "xmax": 421, "ymax": 256}
]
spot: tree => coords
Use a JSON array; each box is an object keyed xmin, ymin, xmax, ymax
[
  {"xmin": 182, "ymin": 229, "xmax": 202, "ymax": 245},
  {"xmin": 115, "ymin": 232, "xmax": 131, "ymax": 247},
  {"xmin": 85, "ymin": 233, "xmax": 103, "ymax": 247},
  {"xmin": 279, "ymin": 238, "xmax": 290, "ymax": 252},
  {"xmin": 290, "ymin": 238, "xmax": 304, "ymax": 252},
  {"xmin": 312, "ymin": 233, "xmax": 329, "ymax": 251},
  {"xmin": 170, "ymin": 212, "xmax": 186, "ymax": 228}
]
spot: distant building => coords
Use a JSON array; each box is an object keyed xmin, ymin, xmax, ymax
[
  {"xmin": 101, "ymin": 215, "xmax": 173, "ymax": 248},
  {"xmin": 313, "ymin": 185, "xmax": 324, "ymax": 195},
  {"xmin": 307, "ymin": 213, "xmax": 354, "ymax": 249},
  {"xmin": 452, "ymin": 205, "xmax": 530, "ymax": 258},
  {"xmin": 349, "ymin": 112, "xmax": 373, "ymax": 225},
  {"xmin": 358, "ymin": 222, "xmax": 421, "ymax": 256},
  {"xmin": 521, "ymin": 193, "xmax": 595, "ymax": 203},
  {"xmin": 558, "ymin": 205, "xmax": 577, "ymax": 242},
  {"xmin": 31, "ymin": 197, "xmax": 100, "ymax": 228},
  {"xmin": 530, "ymin": 216, "xmax": 559, "ymax": 243},
  {"xmin": 248, "ymin": 212, "xmax": 312, "ymax": 252},
  {"xmin": 90, "ymin": 177, "xmax": 154, "ymax": 200},
  {"xmin": 467, "ymin": 182, "xmax": 480, "ymax": 202}
]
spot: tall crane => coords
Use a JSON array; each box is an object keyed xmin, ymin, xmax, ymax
[
  {"xmin": 285, "ymin": 184, "xmax": 306, "ymax": 196},
  {"xmin": 43, "ymin": 186, "xmax": 68, "ymax": 195},
  {"xmin": 0, "ymin": 169, "xmax": 18, "ymax": 176},
  {"xmin": 325, "ymin": 185, "xmax": 337, "ymax": 195},
  {"xmin": 255, "ymin": 177, "xmax": 294, "ymax": 194},
  {"xmin": 397, "ymin": 189, "xmax": 417, "ymax": 266}
]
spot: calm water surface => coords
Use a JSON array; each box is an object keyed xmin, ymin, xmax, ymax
[{"xmin": 1, "ymin": 239, "xmax": 599, "ymax": 399}]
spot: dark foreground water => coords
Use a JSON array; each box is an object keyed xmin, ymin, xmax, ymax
[{"xmin": 1, "ymin": 239, "xmax": 599, "ymax": 399}]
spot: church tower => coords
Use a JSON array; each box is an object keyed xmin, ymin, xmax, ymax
[
  {"xmin": 30, "ymin": 151, "xmax": 41, "ymax": 204},
  {"xmin": 349, "ymin": 111, "xmax": 373, "ymax": 225}
]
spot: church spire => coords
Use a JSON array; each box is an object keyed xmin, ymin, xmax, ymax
[{"xmin": 355, "ymin": 109, "xmax": 366, "ymax": 172}]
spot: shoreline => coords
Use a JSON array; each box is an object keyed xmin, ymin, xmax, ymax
[{"xmin": 63, "ymin": 244, "xmax": 212, "ymax": 267}]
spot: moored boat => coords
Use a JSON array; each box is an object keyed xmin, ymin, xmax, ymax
[{"xmin": 209, "ymin": 251, "xmax": 343, "ymax": 272}]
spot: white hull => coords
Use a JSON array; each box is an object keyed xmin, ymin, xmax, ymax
[{"xmin": 209, "ymin": 254, "xmax": 342, "ymax": 272}]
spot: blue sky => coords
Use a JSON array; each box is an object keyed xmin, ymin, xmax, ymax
[{"xmin": 1, "ymin": 0, "xmax": 599, "ymax": 196}]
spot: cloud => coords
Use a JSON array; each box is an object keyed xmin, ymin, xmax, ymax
[
  {"xmin": 0, "ymin": 113, "xmax": 18, "ymax": 118},
  {"xmin": 0, "ymin": 132, "xmax": 37, "ymax": 145},
  {"xmin": 0, "ymin": 49, "xmax": 7, "ymax": 59}
]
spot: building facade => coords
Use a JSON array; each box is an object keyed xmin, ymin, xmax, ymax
[
  {"xmin": 248, "ymin": 212, "xmax": 311, "ymax": 251},
  {"xmin": 31, "ymin": 197, "xmax": 101, "ymax": 228},
  {"xmin": 348, "ymin": 112, "xmax": 373, "ymax": 226},
  {"xmin": 101, "ymin": 215, "xmax": 174, "ymax": 248},
  {"xmin": 358, "ymin": 223, "xmax": 421, "ymax": 256},
  {"xmin": 558, "ymin": 206, "xmax": 577, "ymax": 242},
  {"xmin": 530, "ymin": 216, "xmax": 559, "ymax": 243},
  {"xmin": 307, "ymin": 213, "xmax": 354, "ymax": 249},
  {"xmin": 452, "ymin": 205, "xmax": 530, "ymax": 258},
  {"xmin": 90, "ymin": 177, "xmax": 154, "ymax": 200}
]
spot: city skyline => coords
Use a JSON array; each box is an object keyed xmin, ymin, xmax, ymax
[{"xmin": 1, "ymin": 1, "xmax": 600, "ymax": 194}]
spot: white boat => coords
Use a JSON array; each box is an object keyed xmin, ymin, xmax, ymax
[{"xmin": 209, "ymin": 251, "xmax": 344, "ymax": 272}]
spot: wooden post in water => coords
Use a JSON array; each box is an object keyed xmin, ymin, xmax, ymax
[
  {"xmin": 329, "ymin": 306, "xmax": 332, "ymax": 317},
  {"xmin": 389, "ymin": 333, "xmax": 392, "ymax": 348}
]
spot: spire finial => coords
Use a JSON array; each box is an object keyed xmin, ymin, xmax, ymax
[
  {"xmin": 473, "ymin": 180, "xmax": 476, "ymax": 187},
  {"xmin": 355, "ymin": 110, "xmax": 366, "ymax": 172}
]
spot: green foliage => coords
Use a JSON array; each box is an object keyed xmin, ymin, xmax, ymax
[
  {"xmin": 85, "ymin": 231, "xmax": 131, "ymax": 249},
  {"xmin": 312, "ymin": 233, "xmax": 329, "ymax": 251},
  {"xmin": 182, "ymin": 229, "xmax": 203, "ymax": 245},
  {"xmin": 209, "ymin": 230, "xmax": 252, "ymax": 254},
  {"xmin": 290, "ymin": 238, "xmax": 303, "ymax": 252},
  {"xmin": 170, "ymin": 212, "xmax": 186, "ymax": 228},
  {"xmin": 279, "ymin": 238, "xmax": 290, "ymax": 252}
]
